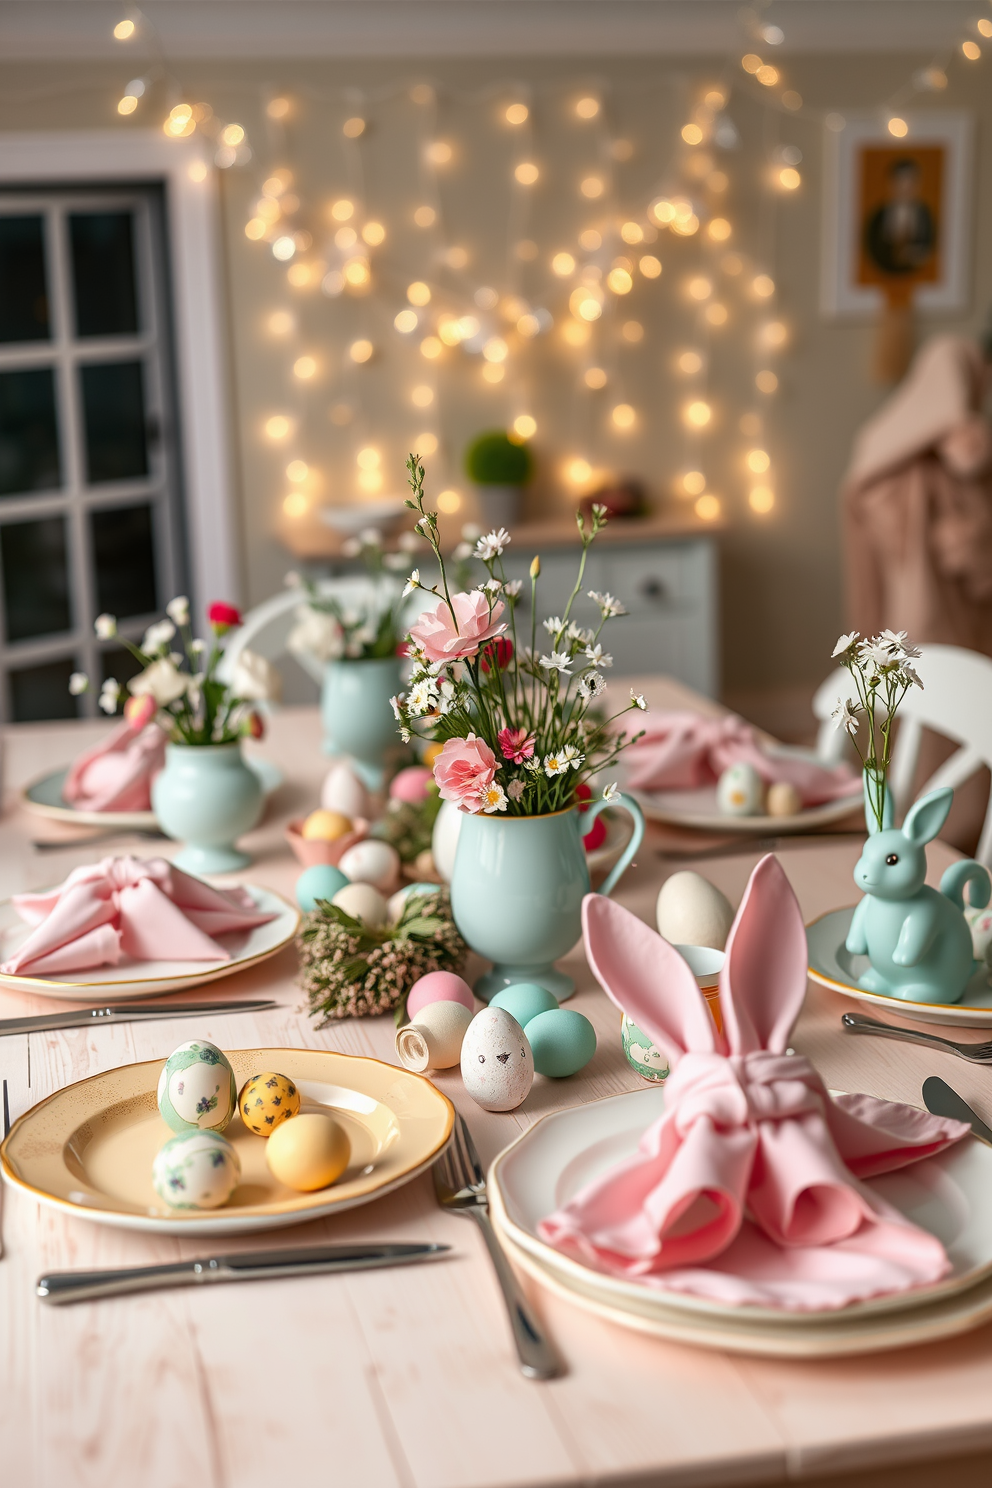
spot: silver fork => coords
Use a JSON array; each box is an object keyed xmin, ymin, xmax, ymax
[
  {"xmin": 841, "ymin": 1012, "xmax": 992, "ymax": 1064},
  {"xmin": 0, "ymin": 1079, "xmax": 10, "ymax": 1262},
  {"xmin": 434, "ymin": 1114, "xmax": 559, "ymax": 1379}
]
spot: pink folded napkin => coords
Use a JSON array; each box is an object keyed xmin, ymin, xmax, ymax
[
  {"xmin": 538, "ymin": 856, "xmax": 970, "ymax": 1311},
  {"xmin": 1, "ymin": 856, "xmax": 277, "ymax": 976},
  {"xmin": 62, "ymin": 719, "xmax": 167, "ymax": 813},
  {"xmin": 624, "ymin": 711, "xmax": 860, "ymax": 806}
]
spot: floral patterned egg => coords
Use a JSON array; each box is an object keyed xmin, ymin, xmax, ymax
[
  {"xmin": 156, "ymin": 1040, "xmax": 237, "ymax": 1134},
  {"xmin": 238, "ymin": 1071, "xmax": 301, "ymax": 1136},
  {"xmin": 716, "ymin": 762, "xmax": 764, "ymax": 817},
  {"xmin": 460, "ymin": 1007, "xmax": 533, "ymax": 1112},
  {"xmin": 152, "ymin": 1129, "xmax": 241, "ymax": 1209}
]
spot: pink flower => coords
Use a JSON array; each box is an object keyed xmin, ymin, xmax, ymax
[
  {"xmin": 408, "ymin": 591, "xmax": 506, "ymax": 665},
  {"xmin": 123, "ymin": 694, "xmax": 158, "ymax": 730},
  {"xmin": 497, "ymin": 726, "xmax": 535, "ymax": 764},
  {"xmin": 208, "ymin": 601, "xmax": 242, "ymax": 634},
  {"xmin": 433, "ymin": 733, "xmax": 498, "ymax": 813}
]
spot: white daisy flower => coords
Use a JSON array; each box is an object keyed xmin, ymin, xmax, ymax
[
  {"xmin": 98, "ymin": 678, "xmax": 120, "ymax": 714},
  {"xmin": 831, "ymin": 697, "xmax": 861, "ymax": 735},
  {"xmin": 94, "ymin": 613, "xmax": 117, "ymax": 640},
  {"xmin": 390, "ymin": 693, "xmax": 405, "ymax": 721},
  {"xmin": 603, "ymin": 781, "xmax": 620, "ymax": 803},
  {"xmin": 630, "ymin": 690, "xmax": 647, "ymax": 710},
  {"xmin": 406, "ymin": 678, "xmax": 438, "ymax": 716},
  {"xmin": 166, "ymin": 596, "xmax": 190, "ymax": 627},
  {"xmin": 475, "ymin": 527, "xmax": 511, "ymax": 560},
  {"xmin": 479, "ymin": 782, "xmax": 509, "ymax": 814},
  {"xmin": 402, "ymin": 570, "xmax": 421, "ymax": 597},
  {"xmin": 142, "ymin": 618, "xmax": 176, "ymax": 653},
  {"xmin": 584, "ymin": 644, "xmax": 613, "ymax": 669},
  {"xmin": 560, "ymin": 744, "xmax": 585, "ymax": 770},
  {"xmin": 543, "ymin": 751, "xmax": 570, "ymax": 777},
  {"xmin": 831, "ymin": 631, "xmax": 860, "ymax": 659},
  {"xmin": 578, "ymin": 671, "xmax": 607, "ymax": 699},
  {"xmin": 588, "ymin": 590, "xmax": 627, "ymax": 618},
  {"xmin": 68, "ymin": 671, "xmax": 89, "ymax": 696},
  {"xmin": 540, "ymin": 651, "xmax": 573, "ymax": 675},
  {"xmin": 504, "ymin": 579, "xmax": 523, "ymax": 598}
]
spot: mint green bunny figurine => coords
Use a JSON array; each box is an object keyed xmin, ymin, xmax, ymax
[{"xmin": 845, "ymin": 786, "xmax": 991, "ymax": 1004}]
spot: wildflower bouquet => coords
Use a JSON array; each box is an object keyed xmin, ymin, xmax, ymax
[
  {"xmin": 831, "ymin": 628, "xmax": 923, "ymax": 831},
  {"xmin": 72, "ymin": 598, "xmax": 279, "ymax": 744},
  {"xmin": 392, "ymin": 455, "xmax": 646, "ymax": 817},
  {"xmin": 286, "ymin": 529, "xmax": 407, "ymax": 665}
]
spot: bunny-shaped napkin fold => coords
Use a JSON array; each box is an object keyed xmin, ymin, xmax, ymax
[
  {"xmin": 62, "ymin": 718, "xmax": 167, "ymax": 813},
  {"xmin": 538, "ymin": 856, "xmax": 969, "ymax": 1310},
  {"xmin": 0, "ymin": 857, "xmax": 277, "ymax": 976},
  {"xmin": 624, "ymin": 711, "xmax": 860, "ymax": 806}
]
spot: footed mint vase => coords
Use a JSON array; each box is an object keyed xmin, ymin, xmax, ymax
[
  {"xmin": 449, "ymin": 796, "xmax": 645, "ymax": 1003},
  {"xmin": 321, "ymin": 656, "xmax": 405, "ymax": 790},
  {"xmin": 152, "ymin": 742, "xmax": 263, "ymax": 875}
]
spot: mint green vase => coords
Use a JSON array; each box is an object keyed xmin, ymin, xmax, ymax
[
  {"xmin": 152, "ymin": 742, "xmax": 263, "ymax": 875},
  {"xmin": 449, "ymin": 796, "xmax": 645, "ymax": 1003},
  {"xmin": 321, "ymin": 656, "xmax": 405, "ymax": 789}
]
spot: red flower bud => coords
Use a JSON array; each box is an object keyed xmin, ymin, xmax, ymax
[
  {"xmin": 574, "ymin": 780, "xmax": 593, "ymax": 814},
  {"xmin": 244, "ymin": 710, "xmax": 265, "ymax": 741},
  {"xmin": 208, "ymin": 601, "xmax": 242, "ymax": 634},
  {"xmin": 480, "ymin": 636, "xmax": 514, "ymax": 673}
]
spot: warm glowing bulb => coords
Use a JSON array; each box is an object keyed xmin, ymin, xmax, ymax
[
  {"xmin": 741, "ymin": 54, "xmax": 763, "ymax": 74},
  {"xmin": 342, "ymin": 115, "xmax": 365, "ymax": 137},
  {"xmin": 687, "ymin": 276, "xmax": 713, "ymax": 301},
  {"xmin": 357, "ymin": 469, "xmax": 383, "ymax": 493},
  {"xmin": 117, "ymin": 95, "xmax": 138, "ymax": 115},
  {"xmin": 704, "ymin": 89, "xmax": 727, "ymax": 109},
  {"xmin": 349, "ymin": 339, "xmax": 374, "ymax": 364},
  {"xmin": 561, "ymin": 319, "xmax": 591, "ymax": 347},
  {"xmin": 457, "ymin": 315, "xmax": 480, "ymax": 339},
  {"xmin": 695, "ymin": 494, "xmax": 721, "ymax": 520},
  {"xmin": 979, "ymin": 19, "xmax": 992, "ymax": 38},
  {"xmin": 407, "ymin": 281, "xmax": 431, "ymax": 306},
  {"xmin": 578, "ymin": 228, "xmax": 602, "ymax": 251},
  {"xmin": 330, "ymin": 198, "xmax": 355, "ymax": 222},
  {"xmin": 416, "ymin": 432, "xmax": 439, "ymax": 455},
  {"xmin": 752, "ymin": 274, "xmax": 775, "ymax": 298},
  {"xmin": 437, "ymin": 316, "xmax": 463, "ymax": 346},
  {"xmin": 272, "ymin": 236, "xmax": 296, "ymax": 261},
  {"xmin": 514, "ymin": 161, "xmax": 539, "ymax": 185},
  {"xmin": 962, "ymin": 39, "xmax": 981, "ymax": 60},
  {"xmin": 611, "ymin": 403, "xmax": 636, "ymax": 430},
  {"xmin": 746, "ymin": 448, "xmax": 771, "ymax": 474},
  {"xmin": 411, "ymin": 384, "xmax": 434, "ymax": 407},
  {"xmin": 887, "ymin": 116, "xmax": 909, "ymax": 138},
  {"xmin": 607, "ymin": 267, "xmax": 633, "ymax": 294},
  {"xmin": 760, "ymin": 320, "xmax": 788, "ymax": 349},
  {"xmin": 188, "ymin": 160, "xmax": 208, "ymax": 182},
  {"xmin": 512, "ymin": 415, "xmax": 537, "ymax": 439},
  {"xmin": 575, "ymin": 96, "xmax": 600, "ymax": 119},
  {"xmin": 287, "ymin": 264, "xmax": 314, "ymax": 288},
  {"xmin": 678, "ymin": 350, "xmax": 703, "ymax": 375},
  {"xmin": 113, "ymin": 18, "xmax": 136, "ymax": 39},
  {"xmin": 707, "ymin": 217, "xmax": 732, "ymax": 241},
  {"xmin": 482, "ymin": 363, "xmax": 505, "ymax": 384},
  {"xmin": 622, "ymin": 320, "xmax": 644, "ymax": 343},
  {"xmin": 482, "ymin": 337, "xmax": 509, "ymax": 363},
  {"xmin": 777, "ymin": 167, "xmax": 801, "ymax": 190},
  {"xmin": 756, "ymin": 370, "xmax": 779, "ymax": 393},
  {"xmin": 264, "ymin": 415, "xmax": 291, "ymax": 441},
  {"xmin": 681, "ymin": 470, "xmax": 706, "ymax": 496},
  {"xmin": 651, "ymin": 198, "xmax": 676, "ymax": 224},
  {"xmin": 756, "ymin": 65, "xmax": 780, "ymax": 86},
  {"xmin": 639, "ymin": 254, "xmax": 662, "ymax": 278},
  {"xmin": 334, "ymin": 226, "xmax": 357, "ymax": 249},
  {"xmin": 282, "ymin": 492, "xmax": 308, "ymax": 519},
  {"xmin": 621, "ymin": 221, "xmax": 644, "ymax": 244},
  {"xmin": 413, "ymin": 205, "xmax": 436, "ymax": 228},
  {"xmin": 426, "ymin": 141, "xmax": 452, "ymax": 165},
  {"xmin": 164, "ymin": 104, "xmax": 195, "ymax": 138},
  {"xmin": 681, "ymin": 123, "xmax": 704, "ymax": 145},
  {"xmin": 221, "ymin": 123, "xmax": 245, "ymax": 146},
  {"xmin": 704, "ymin": 302, "xmax": 728, "ymax": 325},
  {"xmin": 749, "ymin": 485, "xmax": 775, "ymax": 514},
  {"xmin": 343, "ymin": 258, "xmax": 371, "ymax": 288},
  {"xmin": 362, "ymin": 221, "xmax": 385, "ymax": 246},
  {"xmin": 584, "ymin": 367, "xmax": 607, "ymax": 389},
  {"xmin": 437, "ymin": 489, "xmax": 462, "ymax": 513},
  {"xmin": 580, "ymin": 175, "xmax": 604, "ymax": 199},
  {"xmin": 565, "ymin": 457, "xmax": 592, "ymax": 485},
  {"xmin": 517, "ymin": 313, "xmax": 541, "ymax": 337},
  {"xmin": 684, "ymin": 400, "xmax": 712, "ymax": 428},
  {"xmin": 420, "ymin": 336, "xmax": 443, "ymax": 360},
  {"xmin": 245, "ymin": 218, "xmax": 266, "ymax": 240},
  {"xmin": 671, "ymin": 212, "xmax": 699, "ymax": 236},
  {"xmin": 355, "ymin": 447, "xmax": 380, "ymax": 471},
  {"xmin": 505, "ymin": 102, "xmax": 529, "ymax": 125},
  {"xmin": 293, "ymin": 356, "xmax": 317, "ymax": 380},
  {"xmin": 552, "ymin": 251, "xmax": 576, "ymax": 276},
  {"xmin": 286, "ymin": 459, "xmax": 309, "ymax": 483}
]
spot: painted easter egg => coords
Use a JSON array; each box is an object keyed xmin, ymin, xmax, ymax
[
  {"xmin": 525, "ymin": 1008, "xmax": 597, "ymax": 1078},
  {"xmin": 620, "ymin": 1014, "xmax": 670, "ymax": 1084},
  {"xmin": 460, "ymin": 1007, "xmax": 534, "ymax": 1112},
  {"xmin": 656, "ymin": 871, "xmax": 734, "ymax": 951},
  {"xmin": 338, "ymin": 839, "xmax": 400, "ymax": 891},
  {"xmin": 489, "ymin": 982, "xmax": 558, "ymax": 1027},
  {"xmin": 389, "ymin": 765, "xmax": 434, "ymax": 804},
  {"xmin": 407, "ymin": 970, "xmax": 474, "ymax": 1018},
  {"xmin": 265, "ymin": 1113, "xmax": 351, "ymax": 1191},
  {"xmin": 320, "ymin": 761, "xmax": 371, "ymax": 819},
  {"xmin": 331, "ymin": 882, "xmax": 388, "ymax": 928},
  {"xmin": 152, "ymin": 1129, "xmax": 241, "ymax": 1209},
  {"xmin": 386, "ymin": 882, "xmax": 437, "ymax": 924},
  {"xmin": 156, "ymin": 1040, "xmax": 237, "ymax": 1133},
  {"xmin": 766, "ymin": 781, "xmax": 802, "ymax": 818},
  {"xmin": 301, "ymin": 809, "xmax": 353, "ymax": 842},
  {"xmin": 716, "ymin": 762, "xmax": 764, "ymax": 817},
  {"xmin": 237, "ymin": 1071, "xmax": 301, "ymax": 1136},
  {"xmin": 395, "ymin": 1001, "xmax": 473, "ymax": 1071},
  {"xmin": 296, "ymin": 863, "xmax": 349, "ymax": 911}
]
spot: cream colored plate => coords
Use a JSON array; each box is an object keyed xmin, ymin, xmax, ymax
[
  {"xmin": 21, "ymin": 757, "xmax": 284, "ymax": 829},
  {"xmin": 0, "ymin": 1047, "xmax": 454, "ymax": 1235},
  {"xmin": 0, "ymin": 885, "xmax": 299, "ymax": 1001}
]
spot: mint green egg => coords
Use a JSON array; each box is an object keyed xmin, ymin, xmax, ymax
[
  {"xmin": 526, "ymin": 1008, "xmax": 597, "ymax": 1078},
  {"xmin": 296, "ymin": 864, "xmax": 349, "ymax": 912},
  {"xmin": 490, "ymin": 982, "xmax": 559, "ymax": 1027}
]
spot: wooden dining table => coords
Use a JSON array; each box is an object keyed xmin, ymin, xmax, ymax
[{"xmin": 1, "ymin": 679, "xmax": 991, "ymax": 1488}]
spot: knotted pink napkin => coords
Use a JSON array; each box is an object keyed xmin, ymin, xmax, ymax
[
  {"xmin": 62, "ymin": 719, "xmax": 167, "ymax": 813},
  {"xmin": 538, "ymin": 857, "xmax": 969, "ymax": 1311},
  {"xmin": 0, "ymin": 857, "xmax": 277, "ymax": 976},
  {"xmin": 624, "ymin": 711, "xmax": 860, "ymax": 806}
]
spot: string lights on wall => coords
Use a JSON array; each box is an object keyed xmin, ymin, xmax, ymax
[{"xmin": 106, "ymin": 5, "xmax": 992, "ymax": 539}]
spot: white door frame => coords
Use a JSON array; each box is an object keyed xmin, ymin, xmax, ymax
[{"xmin": 0, "ymin": 129, "xmax": 241, "ymax": 620}]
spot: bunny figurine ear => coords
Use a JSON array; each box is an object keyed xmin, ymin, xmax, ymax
[
  {"xmin": 582, "ymin": 894, "xmax": 718, "ymax": 1062},
  {"xmin": 902, "ymin": 787, "xmax": 953, "ymax": 846},
  {"xmin": 719, "ymin": 855, "xmax": 808, "ymax": 1056}
]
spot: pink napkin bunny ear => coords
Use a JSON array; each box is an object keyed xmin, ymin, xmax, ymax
[
  {"xmin": 582, "ymin": 894, "xmax": 718, "ymax": 1062},
  {"xmin": 719, "ymin": 854, "xmax": 808, "ymax": 1056}
]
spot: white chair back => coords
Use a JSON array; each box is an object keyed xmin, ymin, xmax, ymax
[
  {"xmin": 221, "ymin": 578, "xmax": 387, "ymax": 686},
  {"xmin": 812, "ymin": 644, "xmax": 992, "ymax": 864}
]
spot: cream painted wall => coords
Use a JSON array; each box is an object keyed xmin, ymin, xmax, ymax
[{"xmin": 0, "ymin": 54, "xmax": 989, "ymax": 697}]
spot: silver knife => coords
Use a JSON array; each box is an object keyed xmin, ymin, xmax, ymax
[
  {"xmin": 0, "ymin": 998, "xmax": 278, "ymax": 1038},
  {"xmin": 922, "ymin": 1076, "xmax": 992, "ymax": 1146},
  {"xmin": 37, "ymin": 1240, "xmax": 451, "ymax": 1304}
]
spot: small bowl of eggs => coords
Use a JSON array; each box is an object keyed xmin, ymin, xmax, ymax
[{"xmin": 286, "ymin": 809, "xmax": 370, "ymax": 868}]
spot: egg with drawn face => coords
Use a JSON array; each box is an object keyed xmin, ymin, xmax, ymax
[
  {"xmin": 460, "ymin": 1007, "xmax": 534, "ymax": 1112},
  {"xmin": 716, "ymin": 762, "xmax": 764, "ymax": 817}
]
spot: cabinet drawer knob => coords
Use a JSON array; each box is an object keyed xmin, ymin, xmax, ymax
[{"xmin": 639, "ymin": 576, "xmax": 667, "ymax": 602}]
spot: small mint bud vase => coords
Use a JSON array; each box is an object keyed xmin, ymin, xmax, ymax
[
  {"xmin": 321, "ymin": 656, "xmax": 405, "ymax": 790},
  {"xmin": 449, "ymin": 795, "xmax": 645, "ymax": 1003},
  {"xmin": 152, "ymin": 742, "xmax": 263, "ymax": 875}
]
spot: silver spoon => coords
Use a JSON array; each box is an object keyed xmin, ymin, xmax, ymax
[{"xmin": 841, "ymin": 1011, "xmax": 992, "ymax": 1065}]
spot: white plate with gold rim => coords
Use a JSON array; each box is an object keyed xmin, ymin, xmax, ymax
[
  {"xmin": 808, "ymin": 906, "xmax": 992, "ymax": 1028},
  {"xmin": 487, "ymin": 1087, "xmax": 992, "ymax": 1343},
  {"xmin": 0, "ymin": 885, "xmax": 299, "ymax": 1001},
  {"xmin": 0, "ymin": 1047, "xmax": 454, "ymax": 1236}
]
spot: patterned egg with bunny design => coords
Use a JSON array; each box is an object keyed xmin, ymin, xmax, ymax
[{"xmin": 460, "ymin": 1007, "xmax": 534, "ymax": 1111}]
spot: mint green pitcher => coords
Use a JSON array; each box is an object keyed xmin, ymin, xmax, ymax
[{"xmin": 449, "ymin": 796, "xmax": 645, "ymax": 1003}]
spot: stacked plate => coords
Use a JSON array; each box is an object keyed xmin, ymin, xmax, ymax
[{"xmin": 488, "ymin": 1087, "xmax": 992, "ymax": 1357}]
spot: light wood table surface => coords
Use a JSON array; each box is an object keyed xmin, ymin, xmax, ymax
[{"xmin": 1, "ymin": 686, "xmax": 991, "ymax": 1488}]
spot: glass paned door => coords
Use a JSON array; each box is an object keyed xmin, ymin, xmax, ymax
[{"xmin": 0, "ymin": 188, "xmax": 185, "ymax": 720}]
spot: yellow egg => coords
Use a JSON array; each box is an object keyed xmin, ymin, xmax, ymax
[
  {"xmin": 237, "ymin": 1071, "xmax": 301, "ymax": 1136},
  {"xmin": 422, "ymin": 742, "xmax": 443, "ymax": 768},
  {"xmin": 265, "ymin": 1112, "xmax": 351, "ymax": 1191},
  {"xmin": 766, "ymin": 781, "xmax": 803, "ymax": 818},
  {"xmin": 301, "ymin": 809, "xmax": 353, "ymax": 841}
]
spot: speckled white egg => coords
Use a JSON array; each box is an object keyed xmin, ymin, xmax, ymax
[
  {"xmin": 656, "ymin": 871, "xmax": 734, "ymax": 951},
  {"xmin": 716, "ymin": 762, "xmax": 764, "ymax": 817},
  {"xmin": 395, "ymin": 1001, "xmax": 473, "ymax": 1072},
  {"xmin": 320, "ymin": 761, "xmax": 371, "ymax": 819},
  {"xmin": 152, "ymin": 1129, "xmax": 241, "ymax": 1209},
  {"xmin": 331, "ymin": 881, "xmax": 388, "ymax": 928},
  {"xmin": 460, "ymin": 1007, "xmax": 534, "ymax": 1112},
  {"xmin": 765, "ymin": 780, "xmax": 803, "ymax": 818},
  {"xmin": 156, "ymin": 1040, "xmax": 237, "ymax": 1133},
  {"xmin": 338, "ymin": 839, "xmax": 400, "ymax": 891}
]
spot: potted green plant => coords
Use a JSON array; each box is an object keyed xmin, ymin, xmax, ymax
[{"xmin": 464, "ymin": 430, "xmax": 533, "ymax": 529}]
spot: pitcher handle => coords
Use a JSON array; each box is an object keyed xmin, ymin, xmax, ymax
[{"xmin": 585, "ymin": 792, "xmax": 645, "ymax": 898}]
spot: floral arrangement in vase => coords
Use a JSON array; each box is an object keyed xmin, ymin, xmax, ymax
[
  {"xmin": 830, "ymin": 627, "xmax": 923, "ymax": 831},
  {"xmin": 286, "ymin": 529, "xmax": 407, "ymax": 665}
]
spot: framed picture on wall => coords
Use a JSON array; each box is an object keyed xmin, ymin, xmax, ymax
[{"xmin": 820, "ymin": 112, "xmax": 973, "ymax": 316}]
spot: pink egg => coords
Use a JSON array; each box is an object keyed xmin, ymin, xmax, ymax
[
  {"xmin": 389, "ymin": 766, "xmax": 434, "ymax": 804},
  {"xmin": 407, "ymin": 970, "xmax": 474, "ymax": 1019}
]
